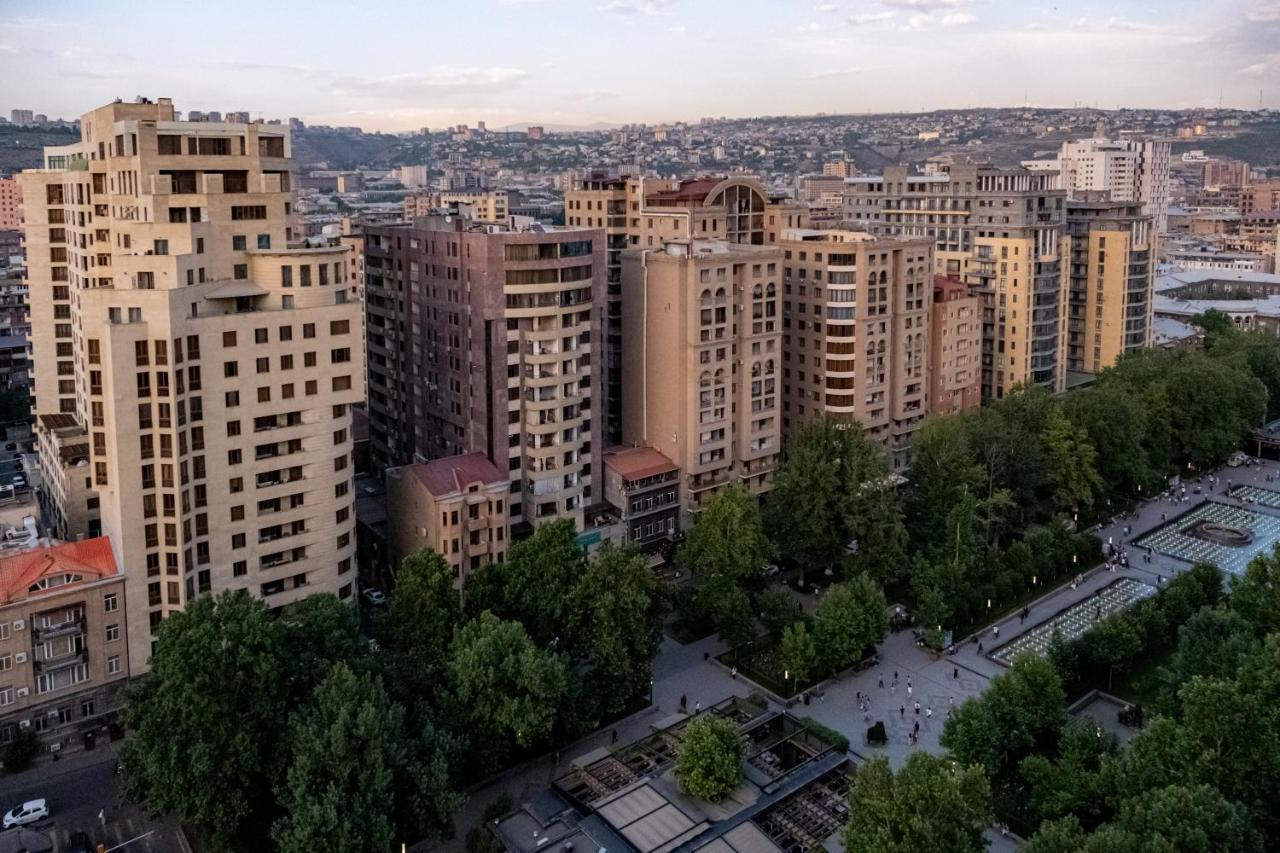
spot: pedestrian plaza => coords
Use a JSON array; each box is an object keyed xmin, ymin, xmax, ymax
[
  {"xmin": 989, "ymin": 578, "xmax": 1158, "ymax": 666},
  {"xmin": 1133, "ymin": 499, "xmax": 1280, "ymax": 575}
]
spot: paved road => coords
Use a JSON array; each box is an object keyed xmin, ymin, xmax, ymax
[{"xmin": 0, "ymin": 747, "xmax": 184, "ymax": 852}]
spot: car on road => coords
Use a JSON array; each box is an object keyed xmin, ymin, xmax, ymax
[
  {"xmin": 2, "ymin": 798, "xmax": 49, "ymax": 828},
  {"xmin": 361, "ymin": 588, "xmax": 387, "ymax": 607}
]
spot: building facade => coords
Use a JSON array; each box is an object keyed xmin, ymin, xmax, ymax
[
  {"xmin": 620, "ymin": 240, "xmax": 782, "ymax": 517},
  {"xmin": 0, "ymin": 176, "xmax": 21, "ymax": 232},
  {"xmin": 844, "ymin": 164, "xmax": 1067, "ymax": 400},
  {"xmin": 774, "ymin": 229, "xmax": 932, "ymax": 467},
  {"xmin": 929, "ymin": 276, "xmax": 982, "ymax": 416},
  {"xmin": 1062, "ymin": 199, "xmax": 1155, "ymax": 376},
  {"xmin": 0, "ymin": 537, "xmax": 129, "ymax": 754},
  {"xmin": 601, "ymin": 446, "xmax": 680, "ymax": 551},
  {"xmin": 364, "ymin": 214, "xmax": 604, "ymax": 536},
  {"xmin": 21, "ymin": 98, "xmax": 366, "ymax": 670},
  {"xmin": 403, "ymin": 189, "xmax": 509, "ymax": 223},
  {"xmin": 384, "ymin": 452, "xmax": 508, "ymax": 583},
  {"xmin": 1024, "ymin": 137, "xmax": 1170, "ymax": 231}
]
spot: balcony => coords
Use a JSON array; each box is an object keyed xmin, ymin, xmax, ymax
[
  {"xmin": 33, "ymin": 647, "xmax": 88, "ymax": 673},
  {"xmin": 32, "ymin": 616, "xmax": 85, "ymax": 642}
]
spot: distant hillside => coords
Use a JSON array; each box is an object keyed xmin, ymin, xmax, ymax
[
  {"xmin": 0, "ymin": 125, "xmax": 79, "ymax": 174},
  {"xmin": 1171, "ymin": 121, "xmax": 1280, "ymax": 171},
  {"xmin": 291, "ymin": 129, "xmax": 407, "ymax": 171}
]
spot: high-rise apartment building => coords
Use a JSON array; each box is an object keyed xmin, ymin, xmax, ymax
[
  {"xmin": 1061, "ymin": 198, "xmax": 1155, "ymax": 375},
  {"xmin": 0, "ymin": 176, "xmax": 21, "ymax": 231},
  {"xmin": 1202, "ymin": 157, "xmax": 1251, "ymax": 190},
  {"xmin": 565, "ymin": 174, "xmax": 808, "ymax": 445},
  {"xmin": 9, "ymin": 111, "xmax": 34, "ymax": 128},
  {"xmin": 844, "ymin": 164, "xmax": 1067, "ymax": 400},
  {"xmin": 1243, "ymin": 182, "xmax": 1280, "ymax": 217},
  {"xmin": 403, "ymin": 189, "xmax": 509, "ymax": 223},
  {"xmin": 620, "ymin": 240, "xmax": 783, "ymax": 516},
  {"xmin": 774, "ymin": 229, "xmax": 932, "ymax": 468},
  {"xmin": 1024, "ymin": 137, "xmax": 1170, "ymax": 231},
  {"xmin": 929, "ymin": 276, "xmax": 981, "ymax": 416},
  {"xmin": 364, "ymin": 214, "xmax": 604, "ymax": 535},
  {"xmin": 21, "ymin": 98, "xmax": 365, "ymax": 670}
]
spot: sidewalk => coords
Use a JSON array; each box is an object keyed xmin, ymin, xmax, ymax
[{"xmin": 0, "ymin": 739, "xmax": 119, "ymax": 801}]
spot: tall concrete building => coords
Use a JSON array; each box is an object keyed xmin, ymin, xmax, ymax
[
  {"xmin": 565, "ymin": 174, "xmax": 808, "ymax": 445},
  {"xmin": 1024, "ymin": 137, "xmax": 1171, "ymax": 231},
  {"xmin": 620, "ymin": 240, "xmax": 783, "ymax": 516},
  {"xmin": 844, "ymin": 164, "xmax": 1067, "ymax": 400},
  {"xmin": 364, "ymin": 213, "xmax": 604, "ymax": 535},
  {"xmin": 774, "ymin": 229, "xmax": 932, "ymax": 468},
  {"xmin": 0, "ymin": 176, "xmax": 21, "ymax": 232},
  {"xmin": 1062, "ymin": 198, "xmax": 1155, "ymax": 376},
  {"xmin": 403, "ymin": 189, "xmax": 508, "ymax": 223},
  {"xmin": 21, "ymin": 98, "xmax": 365, "ymax": 670},
  {"xmin": 929, "ymin": 276, "xmax": 982, "ymax": 416},
  {"xmin": 1243, "ymin": 182, "xmax": 1280, "ymax": 217}
]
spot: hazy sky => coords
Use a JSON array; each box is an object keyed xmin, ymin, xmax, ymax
[{"xmin": 2, "ymin": 0, "xmax": 1279, "ymax": 131}]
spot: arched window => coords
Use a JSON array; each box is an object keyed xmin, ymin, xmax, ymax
[{"xmin": 753, "ymin": 284, "xmax": 763, "ymax": 298}]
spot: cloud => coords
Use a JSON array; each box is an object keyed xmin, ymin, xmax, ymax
[
  {"xmin": 899, "ymin": 10, "xmax": 974, "ymax": 30},
  {"xmin": 847, "ymin": 11, "xmax": 895, "ymax": 25},
  {"xmin": 880, "ymin": 0, "xmax": 969, "ymax": 8},
  {"xmin": 807, "ymin": 67, "xmax": 875, "ymax": 79},
  {"xmin": 331, "ymin": 67, "xmax": 530, "ymax": 97},
  {"xmin": 669, "ymin": 24, "xmax": 687, "ymax": 32},
  {"xmin": 816, "ymin": 2, "xmax": 840, "ymax": 10},
  {"xmin": 598, "ymin": 0, "xmax": 674, "ymax": 15},
  {"xmin": 1246, "ymin": 2, "xmax": 1280, "ymax": 22},
  {"xmin": 795, "ymin": 22, "xmax": 823, "ymax": 32},
  {"xmin": 1239, "ymin": 54, "xmax": 1280, "ymax": 76}
]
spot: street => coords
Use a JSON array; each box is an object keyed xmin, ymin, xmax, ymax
[{"xmin": 0, "ymin": 747, "xmax": 185, "ymax": 852}]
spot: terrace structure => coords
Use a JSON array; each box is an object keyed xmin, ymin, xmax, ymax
[{"xmin": 493, "ymin": 697, "xmax": 855, "ymax": 853}]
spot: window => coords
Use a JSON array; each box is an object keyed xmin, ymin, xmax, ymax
[
  {"xmin": 303, "ymin": 323, "xmax": 315, "ymax": 338},
  {"xmin": 224, "ymin": 361, "xmax": 238, "ymax": 378},
  {"xmin": 332, "ymin": 375, "xmax": 352, "ymax": 392},
  {"xmin": 106, "ymin": 624, "xmax": 119, "ymax": 642},
  {"xmin": 103, "ymin": 593, "xmax": 118, "ymax": 612},
  {"xmin": 233, "ymin": 263, "xmax": 248, "ymax": 280},
  {"xmin": 232, "ymin": 235, "xmax": 247, "ymax": 251},
  {"xmin": 223, "ymin": 331, "xmax": 237, "ymax": 347},
  {"xmin": 233, "ymin": 561, "xmax": 247, "ymax": 577},
  {"xmin": 107, "ymin": 656, "xmax": 121, "ymax": 675},
  {"xmin": 281, "ymin": 266, "xmax": 292, "ymax": 287},
  {"xmin": 330, "ymin": 319, "xmax": 350, "ymax": 335},
  {"xmin": 232, "ymin": 533, "xmax": 246, "ymax": 549},
  {"xmin": 257, "ymin": 234, "xmax": 271, "ymax": 250}
]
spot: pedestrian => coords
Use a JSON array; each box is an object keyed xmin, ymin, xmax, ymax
[
  {"xmin": 680, "ymin": 693, "xmax": 687, "ymax": 711},
  {"xmin": 913, "ymin": 720, "xmax": 920, "ymax": 735},
  {"xmin": 730, "ymin": 666, "xmax": 737, "ymax": 680},
  {"xmin": 900, "ymin": 705, "xmax": 905, "ymax": 718},
  {"xmin": 914, "ymin": 701, "xmax": 920, "ymax": 714},
  {"xmin": 611, "ymin": 729, "xmax": 618, "ymax": 744},
  {"xmin": 878, "ymin": 676, "xmax": 884, "ymax": 689},
  {"xmin": 993, "ymin": 625, "xmax": 1000, "ymax": 638},
  {"xmin": 926, "ymin": 707, "xmax": 933, "ymax": 719},
  {"xmin": 694, "ymin": 701, "xmax": 701, "ymax": 714},
  {"xmin": 907, "ymin": 683, "xmax": 913, "ymax": 698},
  {"xmin": 893, "ymin": 670, "xmax": 898, "ymax": 681},
  {"xmin": 977, "ymin": 641, "xmax": 984, "ymax": 654},
  {"xmin": 952, "ymin": 666, "xmax": 958, "ymax": 679}
]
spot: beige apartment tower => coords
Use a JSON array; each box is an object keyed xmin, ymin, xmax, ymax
[
  {"xmin": 620, "ymin": 240, "xmax": 783, "ymax": 517},
  {"xmin": 21, "ymin": 98, "xmax": 365, "ymax": 670},
  {"xmin": 1062, "ymin": 198, "xmax": 1155, "ymax": 376},
  {"xmin": 775, "ymin": 229, "xmax": 932, "ymax": 468}
]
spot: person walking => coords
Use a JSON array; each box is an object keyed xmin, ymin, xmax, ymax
[
  {"xmin": 900, "ymin": 705, "xmax": 905, "ymax": 718},
  {"xmin": 953, "ymin": 666, "xmax": 959, "ymax": 679},
  {"xmin": 680, "ymin": 693, "xmax": 687, "ymax": 711}
]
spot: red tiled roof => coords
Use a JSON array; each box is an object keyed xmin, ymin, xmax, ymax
[
  {"xmin": 411, "ymin": 452, "xmax": 506, "ymax": 498},
  {"xmin": 933, "ymin": 275, "xmax": 972, "ymax": 301},
  {"xmin": 0, "ymin": 536, "xmax": 118, "ymax": 605},
  {"xmin": 604, "ymin": 446, "xmax": 678, "ymax": 482}
]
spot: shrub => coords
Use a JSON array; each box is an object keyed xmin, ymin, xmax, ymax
[{"xmin": 2, "ymin": 729, "xmax": 39, "ymax": 773}]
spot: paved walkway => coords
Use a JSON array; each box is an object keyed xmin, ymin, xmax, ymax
[{"xmin": 434, "ymin": 458, "xmax": 1280, "ymax": 852}]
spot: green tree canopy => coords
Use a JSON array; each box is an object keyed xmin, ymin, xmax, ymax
[
  {"xmin": 812, "ymin": 574, "xmax": 888, "ymax": 673},
  {"xmin": 271, "ymin": 664, "xmax": 402, "ymax": 853},
  {"xmin": 842, "ymin": 753, "xmax": 992, "ymax": 853},
  {"xmin": 377, "ymin": 549, "xmax": 462, "ymax": 719},
  {"xmin": 679, "ymin": 485, "xmax": 769, "ymax": 646},
  {"xmin": 674, "ymin": 716, "xmax": 744, "ymax": 801},
  {"xmin": 780, "ymin": 621, "xmax": 818, "ymax": 686}
]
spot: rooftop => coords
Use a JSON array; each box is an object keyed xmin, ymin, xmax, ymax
[
  {"xmin": 0, "ymin": 536, "xmax": 118, "ymax": 606},
  {"xmin": 604, "ymin": 446, "xmax": 678, "ymax": 482},
  {"xmin": 403, "ymin": 452, "xmax": 507, "ymax": 499}
]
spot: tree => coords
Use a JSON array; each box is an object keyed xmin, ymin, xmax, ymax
[
  {"xmin": 1019, "ymin": 718, "xmax": 1119, "ymax": 828},
  {"xmin": 941, "ymin": 655, "xmax": 1066, "ymax": 777},
  {"xmin": 679, "ymin": 486, "xmax": 768, "ymax": 646},
  {"xmin": 120, "ymin": 591, "xmax": 287, "ymax": 850},
  {"xmin": 1112, "ymin": 784, "xmax": 1262, "ymax": 853},
  {"xmin": 1041, "ymin": 405, "xmax": 1102, "ymax": 513},
  {"xmin": 378, "ymin": 549, "xmax": 461, "ymax": 719},
  {"xmin": 842, "ymin": 754, "xmax": 992, "ymax": 853},
  {"xmin": 452, "ymin": 612, "xmax": 570, "ymax": 759},
  {"xmin": 1063, "ymin": 385, "xmax": 1159, "ymax": 503},
  {"xmin": 271, "ymin": 664, "xmax": 401, "ymax": 853},
  {"xmin": 906, "ymin": 415, "xmax": 983, "ymax": 550},
  {"xmin": 1, "ymin": 729, "xmax": 39, "ymax": 772},
  {"xmin": 1231, "ymin": 545, "xmax": 1280, "ymax": 636},
  {"xmin": 1163, "ymin": 607, "xmax": 1259, "ymax": 688},
  {"xmin": 674, "ymin": 716, "xmax": 743, "ymax": 801},
  {"xmin": 480, "ymin": 519, "xmax": 587, "ymax": 646},
  {"xmin": 756, "ymin": 586, "xmax": 801, "ymax": 637},
  {"xmin": 567, "ymin": 542, "xmax": 663, "ymax": 714},
  {"xmin": 765, "ymin": 415, "xmax": 850, "ymax": 574},
  {"xmin": 812, "ymin": 574, "xmax": 888, "ymax": 673},
  {"xmin": 780, "ymin": 622, "xmax": 817, "ymax": 686},
  {"xmin": 277, "ymin": 593, "xmax": 366, "ymax": 702},
  {"xmin": 1079, "ymin": 613, "xmax": 1144, "ymax": 690}
]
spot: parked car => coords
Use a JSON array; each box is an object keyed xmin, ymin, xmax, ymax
[
  {"xmin": 361, "ymin": 588, "xmax": 387, "ymax": 607},
  {"xmin": 2, "ymin": 798, "xmax": 48, "ymax": 828}
]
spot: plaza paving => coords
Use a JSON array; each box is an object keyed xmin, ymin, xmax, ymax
[
  {"xmin": 1133, "ymin": 499, "xmax": 1280, "ymax": 575},
  {"xmin": 429, "ymin": 458, "xmax": 1280, "ymax": 853},
  {"xmin": 989, "ymin": 578, "xmax": 1157, "ymax": 665}
]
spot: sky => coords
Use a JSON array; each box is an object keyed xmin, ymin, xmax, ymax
[{"xmin": 2, "ymin": 0, "xmax": 1279, "ymax": 132}]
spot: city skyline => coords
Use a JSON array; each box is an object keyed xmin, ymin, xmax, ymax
[{"xmin": 2, "ymin": 0, "xmax": 1279, "ymax": 132}]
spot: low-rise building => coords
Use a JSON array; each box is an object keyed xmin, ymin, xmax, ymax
[
  {"xmin": 0, "ymin": 536, "xmax": 129, "ymax": 755},
  {"xmin": 601, "ymin": 446, "xmax": 680, "ymax": 551},
  {"xmin": 385, "ymin": 452, "xmax": 509, "ymax": 583}
]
